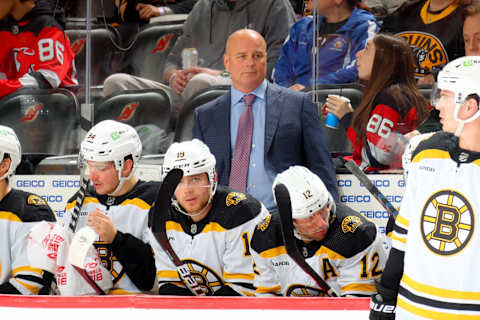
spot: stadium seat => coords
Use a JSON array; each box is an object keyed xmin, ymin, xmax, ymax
[
  {"xmin": 304, "ymin": 83, "xmax": 364, "ymax": 154},
  {"xmin": 94, "ymin": 89, "xmax": 175, "ymax": 154},
  {"xmin": 66, "ymin": 27, "xmax": 124, "ymax": 86},
  {"xmin": 0, "ymin": 88, "xmax": 80, "ymax": 172},
  {"xmin": 118, "ymin": 23, "xmax": 183, "ymax": 83},
  {"xmin": 173, "ymin": 85, "xmax": 230, "ymax": 142}
]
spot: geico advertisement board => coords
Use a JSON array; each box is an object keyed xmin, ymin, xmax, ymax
[{"xmin": 11, "ymin": 171, "xmax": 405, "ymax": 228}]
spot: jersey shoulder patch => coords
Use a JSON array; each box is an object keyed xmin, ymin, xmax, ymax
[
  {"xmin": 225, "ymin": 191, "xmax": 247, "ymax": 207},
  {"xmin": 323, "ymin": 204, "xmax": 377, "ymax": 258},
  {"xmin": 340, "ymin": 215, "xmax": 363, "ymax": 234},
  {"xmin": 250, "ymin": 212, "xmax": 283, "ymax": 254},
  {"xmin": 210, "ymin": 186, "xmax": 262, "ymax": 229},
  {"xmin": 0, "ymin": 189, "xmax": 56, "ymax": 222},
  {"xmin": 257, "ymin": 214, "xmax": 272, "ymax": 232},
  {"xmin": 27, "ymin": 194, "xmax": 48, "ymax": 206}
]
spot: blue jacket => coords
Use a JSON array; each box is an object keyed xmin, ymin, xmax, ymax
[{"xmin": 273, "ymin": 7, "xmax": 379, "ymax": 87}]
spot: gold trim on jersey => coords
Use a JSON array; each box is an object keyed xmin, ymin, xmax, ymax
[
  {"xmin": 0, "ymin": 211, "xmax": 21, "ymax": 222},
  {"xmin": 314, "ymin": 246, "xmax": 346, "ymax": 261},
  {"xmin": 13, "ymin": 278, "xmax": 41, "ymax": 295},
  {"xmin": 12, "ymin": 266, "xmax": 44, "ymax": 276},
  {"xmin": 341, "ymin": 282, "xmax": 376, "ymax": 293},
  {"xmin": 413, "ymin": 149, "xmax": 450, "ymax": 163},
  {"xmin": 396, "ymin": 215, "xmax": 410, "ymax": 229},
  {"xmin": 157, "ymin": 270, "xmax": 180, "ymax": 279},
  {"xmin": 402, "ymin": 274, "xmax": 480, "ymax": 300},
  {"xmin": 108, "ymin": 288, "xmax": 136, "ymax": 295},
  {"xmin": 65, "ymin": 197, "xmax": 100, "ymax": 210},
  {"xmin": 202, "ymin": 222, "xmax": 227, "ymax": 233},
  {"xmin": 391, "ymin": 233, "xmax": 407, "ymax": 244},
  {"xmin": 420, "ymin": 0, "xmax": 459, "ymax": 24},
  {"xmin": 256, "ymin": 285, "xmax": 281, "ymax": 294},
  {"xmin": 165, "ymin": 221, "xmax": 183, "ymax": 232},
  {"xmin": 397, "ymin": 296, "xmax": 480, "ymax": 319},
  {"xmin": 223, "ymin": 271, "xmax": 254, "ymax": 281},
  {"xmin": 259, "ymin": 246, "xmax": 287, "ymax": 258},
  {"xmin": 120, "ymin": 198, "xmax": 151, "ymax": 210}
]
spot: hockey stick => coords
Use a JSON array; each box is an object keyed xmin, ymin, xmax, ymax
[
  {"xmin": 67, "ymin": 161, "xmax": 106, "ymax": 295},
  {"xmin": 274, "ymin": 183, "xmax": 339, "ymax": 297},
  {"xmin": 345, "ymin": 160, "xmax": 399, "ymax": 219},
  {"xmin": 151, "ymin": 168, "xmax": 205, "ymax": 296}
]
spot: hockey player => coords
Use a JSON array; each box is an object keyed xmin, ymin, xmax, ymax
[
  {"xmin": 155, "ymin": 139, "xmax": 269, "ymax": 296},
  {"xmin": 0, "ymin": 125, "xmax": 56, "ymax": 294},
  {"xmin": 0, "ymin": 0, "xmax": 77, "ymax": 98},
  {"xmin": 370, "ymin": 56, "xmax": 480, "ymax": 319},
  {"xmin": 61, "ymin": 120, "xmax": 159, "ymax": 294},
  {"xmin": 250, "ymin": 166, "xmax": 388, "ymax": 297}
]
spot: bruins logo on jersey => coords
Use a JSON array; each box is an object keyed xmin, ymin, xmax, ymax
[
  {"xmin": 341, "ymin": 216, "xmax": 362, "ymax": 234},
  {"xmin": 286, "ymin": 284, "xmax": 327, "ymax": 297},
  {"xmin": 94, "ymin": 242, "xmax": 125, "ymax": 285},
  {"xmin": 226, "ymin": 192, "xmax": 246, "ymax": 207},
  {"xmin": 27, "ymin": 195, "xmax": 47, "ymax": 206},
  {"xmin": 421, "ymin": 190, "xmax": 474, "ymax": 255},
  {"xmin": 179, "ymin": 259, "xmax": 224, "ymax": 295},
  {"xmin": 257, "ymin": 214, "xmax": 272, "ymax": 232},
  {"xmin": 396, "ymin": 31, "xmax": 448, "ymax": 78}
]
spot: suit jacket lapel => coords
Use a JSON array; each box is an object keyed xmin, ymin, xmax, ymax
[{"xmin": 265, "ymin": 83, "xmax": 281, "ymax": 153}]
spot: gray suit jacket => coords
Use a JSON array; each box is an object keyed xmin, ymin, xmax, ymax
[{"xmin": 193, "ymin": 82, "xmax": 339, "ymax": 203}]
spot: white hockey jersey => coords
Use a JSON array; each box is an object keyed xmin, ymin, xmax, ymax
[
  {"xmin": 154, "ymin": 186, "xmax": 268, "ymax": 296},
  {"xmin": 251, "ymin": 203, "xmax": 387, "ymax": 296},
  {"xmin": 0, "ymin": 189, "xmax": 56, "ymax": 294},
  {"xmin": 63, "ymin": 180, "xmax": 160, "ymax": 294},
  {"xmin": 392, "ymin": 132, "xmax": 480, "ymax": 319}
]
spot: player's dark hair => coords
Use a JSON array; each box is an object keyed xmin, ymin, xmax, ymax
[{"xmin": 352, "ymin": 33, "xmax": 429, "ymax": 144}]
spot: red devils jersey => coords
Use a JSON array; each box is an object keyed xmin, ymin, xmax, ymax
[
  {"xmin": 346, "ymin": 87, "xmax": 420, "ymax": 171},
  {"xmin": 381, "ymin": 0, "xmax": 465, "ymax": 78},
  {"xmin": 0, "ymin": 10, "xmax": 77, "ymax": 98}
]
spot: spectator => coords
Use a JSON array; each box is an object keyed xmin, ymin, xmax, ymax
[
  {"xmin": 61, "ymin": 120, "xmax": 159, "ymax": 294},
  {"xmin": 324, "ymin": 33, "xmax": 429, "ymax": 171},
  {"xmin": 370, "ymin": 55, "xmax": 480, "ymax": 320},
  {"xmin": 0, "ymin": 125, "xmax": 57, "ymax": 294},
  {"xmin": 463, "ymin": 0, "xmax": 480, "ymax": 56},
  {"xmin": 363, "ymin": 0, "xmax": 406, "ymax": 19},
  {"xmin": 0, "ymin": 0, "xmax": 77, "ymax": 99},
  {"xmin": 381, "ymin": 0, "xmax": 468, "ymax": 85},
  {"xmin": 114, "ymin": 0, "xmax": 196, "ymax": 23},
  {"xmin": 155, "ymin": 139, "xmax": 268, "ymax": 296},
  {"xmin": 273, "ymin": 0, "xmax": 378, "ymax": 91},
  {"xmin": 193, "ymin": 29, "xmax": 338, "ymax": 212},
  {"xmin": 251, "ymin": 166, "xmax": 388, "ymax": 296},
  {"xmin": 103, "ymin": 0, "xmax": 296, "ymax": 111}
]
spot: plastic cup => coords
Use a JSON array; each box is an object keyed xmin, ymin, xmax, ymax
[{"xmin": 325, "ymin": 112, "xmax": 339, "ymax": 129}]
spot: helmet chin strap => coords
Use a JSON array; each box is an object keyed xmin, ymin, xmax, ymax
[
  {"xmin": 453, "ymin": 95, "xmax": 480, "ymax": 137},
  {"xmin": 108, "ymin": 164, "xmax": 136, "ymax": 196}
]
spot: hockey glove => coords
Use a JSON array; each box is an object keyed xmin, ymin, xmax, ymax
[{"xmin": 369, "ymin": 279, "xmax": 397, "ymax": 320}]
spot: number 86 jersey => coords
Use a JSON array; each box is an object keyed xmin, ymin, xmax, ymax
[{"xmin": 0, "ymin": 5, "xmax": 77, "ymax": 98}]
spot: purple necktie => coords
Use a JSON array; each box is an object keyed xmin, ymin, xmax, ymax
[{"xmin": 229, "ymin": 94, "xmax": 256, "ymax": 192}]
